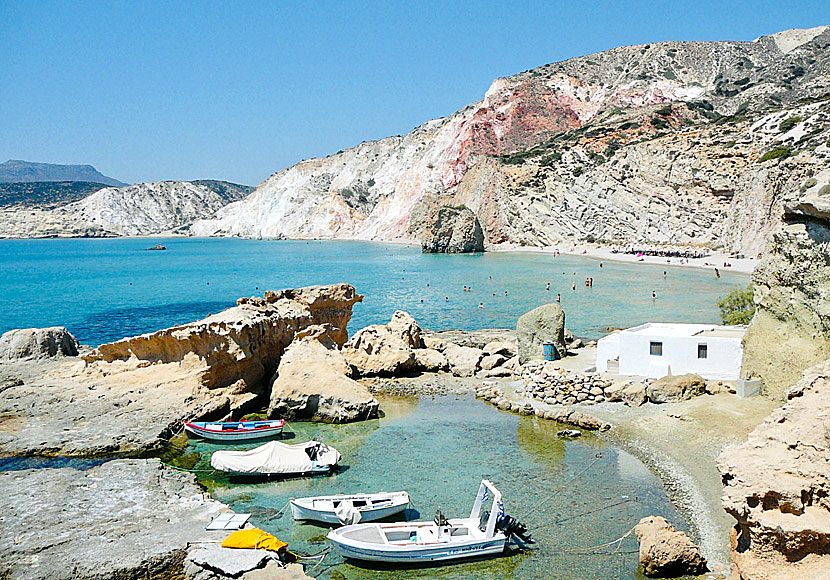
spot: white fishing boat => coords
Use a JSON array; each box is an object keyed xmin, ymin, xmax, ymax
[
  {"xmin": 327, "ymin": 480, "xmax": 532, "ymax": 563},
  {"xmin": 290, "ymin": 491, "xmax": 410, "ymax": 525},
  {"xmin": 210, "ymin": 439, "xmax": 340, "ymax": 477}
]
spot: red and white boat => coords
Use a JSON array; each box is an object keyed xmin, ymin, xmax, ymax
[{"xmin": 184, "ymin": 419, "xmax": 285, "ymax": 442}]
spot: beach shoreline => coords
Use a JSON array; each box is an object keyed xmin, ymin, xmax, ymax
[{"xmin": 489, "ymin": 242, "xmax": 757, "ymax": 276}]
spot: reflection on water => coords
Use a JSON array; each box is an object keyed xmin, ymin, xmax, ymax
[{"xmin": 189, "ymin": 395, "xmax": 689, "ymax": 579}]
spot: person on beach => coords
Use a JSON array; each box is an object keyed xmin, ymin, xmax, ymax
[{"xmin": 715, "ymin": 267, "xmax": 720, "ymax": 278}]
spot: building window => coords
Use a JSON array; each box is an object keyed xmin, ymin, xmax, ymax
[
  {"xmin": 649, "ymin": 341, "xmax": 663, "ymax": 356},
  {"xmin": 698, "ymin": 343, "xmax": 708, "ymax": 359}
]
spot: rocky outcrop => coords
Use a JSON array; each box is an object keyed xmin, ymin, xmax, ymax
[
  {"xmin": 718, "ymin": 361, "xmax": 830, "ymax": 580},
  {"xmin": 0, "ymin": 179, "xmax": 251, "ymax": 238},
  {"xmin": 185, "ymin": 546, "xmax": 311, "ymax": 580},
  {"xmin": 0, "ymin": 459, "xmax": 227, "ymax": 580},
  {"xmin": 0, "ymin": 326, "xmax": 79, "ymax": 360},
  {"xmin": 516, "ymin": 303, "xmax": 566, "ymax": 363},
  {"xmin": 413, "ymin": 204, "xmax": 484, "ymax": 253},
  {"xmin": 342, "ymin": 311, "xmax": 421, "ymax": 376},
  {"xmin": 645, "ymin": 374, "xmax": 706, "ymax": 403},
  {"xmin": 0, "ymin": 284, "xmax": 363, "ymax": 456},
  {"xmin": 634, "ymin": 516, "xmax": 708, "ymax": 577},
  {"xmin": 742, "ymin": 174, "xmax": 830, "ymax": 399},
  {"xmin": 268, "ymin": 325, "xmax": 379, "ymax": 423}
]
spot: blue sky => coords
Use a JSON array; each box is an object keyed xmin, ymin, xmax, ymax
[{"xmin": 1, "ymin": 1, "xmax": 828, "ymax": 185}]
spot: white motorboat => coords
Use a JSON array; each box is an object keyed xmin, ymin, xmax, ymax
[
  {"xmin": 290, "ymin": 491, "xmax": 410, "ymax": 525},
  {"xmin": 327, "ymin": 480, "xmax": 532, "ymax": 563},
  {"xmin": 210, "ymin": 439, "xmax": 340, "ymax": 477}
]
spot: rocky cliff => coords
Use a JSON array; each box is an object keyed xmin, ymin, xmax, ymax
[
  {"xmin": 718, "ymin": 361, "xmax": 830, "ymax": 580},
  {"xmin": 192, "ymin": 26, "xmax": 830, "ymax": 255},
  {"xmin": 742, "ymin": 170, "xmax": 830, "ymax": 398},
  {"xmin": 0, "ymin": 179, "xmax": 252, "ymax": 238}
]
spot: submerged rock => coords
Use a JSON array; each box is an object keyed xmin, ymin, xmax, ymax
[
  {"xmin": 269, "ymin": 324, "xmax": 379, "ymax": 423},
  {"xmin": 634, "ymin": 516, "xmax": 707, "ymax": 577},
  {"xmin": 147, "ymin": 243, "xmax": 167, "ymax": 250},
  {"xmin": 516, "ymin": 304, "xmax": 566, "ymax": 363},
  {"xmin": 0, "ymin": 326, "xmax": 79, "ymax": 360}
]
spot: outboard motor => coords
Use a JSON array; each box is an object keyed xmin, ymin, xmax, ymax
[{"xmin": 496, "ymin": 514, "xmax": 534, "ymax": 545}]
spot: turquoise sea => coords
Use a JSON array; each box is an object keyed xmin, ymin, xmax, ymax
[{"xmin": 0, "ymin": 238, "xmax": 745, "ymax": 346}]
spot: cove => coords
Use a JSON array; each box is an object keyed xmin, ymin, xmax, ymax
[
  {"xmin": 0, "ymin": 238, "xmax": 745, "ymax": 346},
  {"xmin": 187, "ymin": 394, "xmax": 690, "ymax": 580}
]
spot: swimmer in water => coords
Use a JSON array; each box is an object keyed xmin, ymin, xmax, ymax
[
  {"xmin": 546, "ymin": 282, "xmax": 551, "ymax": 291},
  {"xmin": 478, "ymin": 303, "xmax": 484, "ymax": 309},
  {"xmin": 504, "ymin": 290, "xmax": 508, "ymax": 296},
  {"xmin": 572, "ymin": 282, "xmax": 576, "ymax": 291},
  {"xmin": 652, "ymin": 290, "xmax": 657, "ymax": 300},
  {"xmin": 556, "ymin": 293, "xmax": 561, "ymax": 303}
]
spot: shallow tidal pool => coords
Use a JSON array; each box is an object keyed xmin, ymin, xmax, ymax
[{"xmin": 187, "ymin": 394, "xmax": 690, "ymax": 580}]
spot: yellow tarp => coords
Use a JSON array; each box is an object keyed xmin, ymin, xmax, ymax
[{"xmin": 221, "ymin": 528, "xmax": 288, "ymax": 552}]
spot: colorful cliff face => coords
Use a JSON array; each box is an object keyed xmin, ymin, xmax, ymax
[{"xmin": 190, "ymin": 27, "xmax": 830, "ymax": 254}]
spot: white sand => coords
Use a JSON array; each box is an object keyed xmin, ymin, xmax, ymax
[{"xmin": 490, "ymin": 241, "xmax": 756, "ymax": 275}]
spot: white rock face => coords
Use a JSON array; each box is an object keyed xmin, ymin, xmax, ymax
[
  {"xmin": 191, "ymin": 28, "xmax": 830, "ymax": 255},
  {"xmin": 0, "ymin": 180, "xmax": 250, "ymax": 237}
]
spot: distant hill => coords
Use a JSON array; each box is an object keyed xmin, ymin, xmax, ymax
[
  {"xmin": 0, "ymin": 181, "xmax": 110, "ymax": 208},
  {"xmin": 0, "ymin": 160, "xmax": 126, "ymax": 187}
]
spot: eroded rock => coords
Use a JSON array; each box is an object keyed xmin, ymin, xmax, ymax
[
  {"xmin": 269, "ymin": 325, "xmax": 378, "ymax": 423},
  {"xmin": 342, "ymin": 311, "xmax": 421, "ymax": 376},
  {"xmin": 634, "ymin": 515, "xmax": 707, "ymax": 577},
  {"xmin": 417, "ymin": 205, "xmax": 484, "ymax": 253},
  {"xmin": 718, "ymin": 360, "xmax": 830, "ymax": 580},
  {"xmin": 0, "ymin": 459, "xmax": 226, "ymax": 580}
]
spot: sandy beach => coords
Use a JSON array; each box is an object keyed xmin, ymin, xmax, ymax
[{"xmin": 491, "ymin": 242, "xmax": 757, "ymax": 276}]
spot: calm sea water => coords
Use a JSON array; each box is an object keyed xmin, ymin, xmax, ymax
[
  {"xmin": 0, "ymin": 238, "xmax": 745, "ymax": 346},
  {"xmin": 187, "ymin": 395, "xmax": 692, "ymax": 580}
]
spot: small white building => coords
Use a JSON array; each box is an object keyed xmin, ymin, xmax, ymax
[{"xmin": 596, "ymin": 322, "xmax": 745, "ymax": 380}]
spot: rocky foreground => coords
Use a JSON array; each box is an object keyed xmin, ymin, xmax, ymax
[{"xmin": 718, "ymin": 361, "xmax": 830, "ymax": 580}]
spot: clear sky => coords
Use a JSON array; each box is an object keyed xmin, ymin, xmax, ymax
[{"xmin": 1, "ymin": 1, "xmax": 828, "ymax": 186}]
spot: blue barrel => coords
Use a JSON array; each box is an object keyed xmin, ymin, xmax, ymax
[{"xmin": 543, "ymin": 342, "xmax": 558, "ymax": 361}]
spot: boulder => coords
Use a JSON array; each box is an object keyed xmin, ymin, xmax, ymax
[
  {"xmin": 418, "ymin": 205, "xmax": 484, "ymax": 253},
  {"xmin": 516, "ymin": 304, "xmax": 566, "ymax": 363},
  {"xmin": 413, "ymin": 348, "xmax": 449, "ymax": 372},
  {"xmin": 634, "ymin": 516, "xmax": 707, "ymax": 577},
  {"xmin": 186, "ymin": 545, "xmax": 271, "ymax": 577},
  {"xmin": 269, "ymin": 325, "xmax": 378, "ymax": 423},
  {"xmin": 443, "ymin": 343, "xmax": 483, "ymax": 377},
  {"xmin": 646, "ymin": 374, "xmax": 706, "ymax": 404},
  {"xmin": 621, "ymin": 382, "xmax": 648, "ymax": 407},
  {"xmin": 479, "ymin": 353, "xmax": 507, "ymax": 371},
  {"xmin": 483, "ymin": 340, "xmax": 517, "ymax": 358},
  {"xmin": 422, "ymin": 334, "xmax": 447, "ymax": 351},
  {"xmin": 342, "ymin": 311, "xmax": 421, "ymax": 376},
  {"xmin": 604, "ymin": 381, "xmax": 626, "ymax": 402},
  {"xmin": 0, "ymin": 327, "xmax": 79, "ymax": 360}
]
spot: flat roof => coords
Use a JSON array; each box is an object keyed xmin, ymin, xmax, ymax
[{"xmin": 620, "ymin": 322, "xmax": 745, "ymax": 338}]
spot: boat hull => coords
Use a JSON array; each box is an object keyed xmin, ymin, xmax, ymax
[
  {"xmin": 328, "ymin": 534, "xmax": 506, "ymax": 563},
  {"xmin": 184, "ymin": 421, "xmax": 284, "ymax": 441},
  {"xmin": 290, "ymin": 494, "xmax": 409, "ymax": 524}
]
